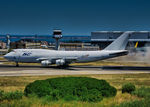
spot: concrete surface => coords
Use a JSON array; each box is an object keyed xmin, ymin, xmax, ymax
[{"xmin": 0, "ymin": 64, "xmax": 150, "ymax": 76}]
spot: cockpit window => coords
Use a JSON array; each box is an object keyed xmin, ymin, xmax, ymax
[{"xmin": 12, "ymin": 50, "xmax": 16, "ymax": 52}]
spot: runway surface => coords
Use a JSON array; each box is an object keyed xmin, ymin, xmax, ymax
[{"xmin": 0, "ymin": 64, "xmax": 150, "ymax": 76}]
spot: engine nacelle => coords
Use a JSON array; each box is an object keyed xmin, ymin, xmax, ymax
[
  {"xmin": 41, "ymin": 60, "xmax": 51, "ymax": 66},
  {"xmin": 56, "ymin": 59, "xmax": 65, "ymax": 66}
]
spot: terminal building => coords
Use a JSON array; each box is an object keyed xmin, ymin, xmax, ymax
[{"xmin": 91, "ymin": 31, "xmax": 150, "ymax": 49}]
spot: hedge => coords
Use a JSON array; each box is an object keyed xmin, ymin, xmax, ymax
[
  {"xmin": 122, "ymin": 83, "xmax": 136, "ymax": 94},
  {"xmin": 24, "ymin": 77, "xmax": 117, "ymax": 102}
]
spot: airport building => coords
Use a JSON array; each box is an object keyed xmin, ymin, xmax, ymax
[
  {"xmin": 60, "ymin": 43, "xmax": 99, "ymax": 51},
  {"xmin": 0, "ymin": 41, "xmax": 6, "ymax": 49},
  {"xmin": 91, "ymin": 31, "xmax": 150, "ymax": 49}
]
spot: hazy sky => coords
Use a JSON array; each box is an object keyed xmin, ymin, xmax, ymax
[{"xmin": 0, "ymin": 0, "xmax": 150, "ymax": 35}]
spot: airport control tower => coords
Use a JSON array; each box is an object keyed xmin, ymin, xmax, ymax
[{"xmin": 53, "ymin": 29, "xmax": 62, "ymax": 50}]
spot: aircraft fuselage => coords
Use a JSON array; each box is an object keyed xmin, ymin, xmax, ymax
[{"xmin": 4, "ymin": 49, "xmax": 128, "ymax": 64}]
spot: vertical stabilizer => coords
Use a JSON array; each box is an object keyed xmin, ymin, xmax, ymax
[{"xmin": 104, "ymin": 31, "xmax": 132, "ymax": 50}]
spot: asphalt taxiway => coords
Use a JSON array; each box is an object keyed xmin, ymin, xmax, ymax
[{"xmin": 0, "ymin": 64, "xmax": 150, "ymax": 76}]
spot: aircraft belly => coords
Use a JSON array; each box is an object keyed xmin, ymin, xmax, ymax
[
  {"xmin": 76, "ymin": 57, "xmax": 102, "ymax": 63},
  {"xmin": 76, "ymin": 54, "xmax": 110, "ymax": 63}
]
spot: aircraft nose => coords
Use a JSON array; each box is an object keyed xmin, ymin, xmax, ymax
[
  {"xmin": 4, "ymin": 53, "xmax": 12, "ymax": 60},
  {"xmin": 4, "ymin": 54, "xmax": 9, "ymax": 59}
]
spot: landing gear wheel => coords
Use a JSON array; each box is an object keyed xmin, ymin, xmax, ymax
[
  {"xmin": 16, "ymin": 62, "xmax": 19, "ymax": 67},
  {"xmin": 58, "ymin": 64, "xmax": 70, "ymax": 68}
]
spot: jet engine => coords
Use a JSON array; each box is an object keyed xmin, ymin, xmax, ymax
[
  {"xmin": 56, "ymin": 59, "xmax": 65, "ymax": 66},
  {"xmin": 41, "ymin": 60, "xmax": 51, "ymax": 66}
]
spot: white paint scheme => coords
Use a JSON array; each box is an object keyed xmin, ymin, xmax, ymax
[{"xmin": 4, "ymin": 32, "xmax": 131, "ymax": 66}]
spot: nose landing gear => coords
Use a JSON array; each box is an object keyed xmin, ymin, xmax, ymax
[{"xmin": 16, "ymin": 62, "xmax": 19, "ymax": 67}]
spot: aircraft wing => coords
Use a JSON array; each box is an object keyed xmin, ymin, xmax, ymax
[
  {"xmin": 36, "ymin": 57, "xmax": 78, "ymax": 63},
  {"xmin": 51, "ymin": 57, "xmax": 78, "ymax": 63},
  {"xmin": 51, "ymin": 55, "xmax": 89, "ymax": 62},
  {"xmin": 37, "ymin": 54, "xmax": 89, "ymax": 64}
]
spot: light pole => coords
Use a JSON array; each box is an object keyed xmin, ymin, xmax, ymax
[{"xmin": 6, "ymin": 34, "xmax": 10, "ymax": 50}]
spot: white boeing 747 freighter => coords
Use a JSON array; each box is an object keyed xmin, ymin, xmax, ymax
[{"xmin": 4, "ymin": 32, "xmax": 131, "ymax": 67}]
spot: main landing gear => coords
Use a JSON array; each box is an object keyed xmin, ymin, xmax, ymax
[{"xmin": 58, "ymin": 64, "xmax": 70, "ymax": 69}]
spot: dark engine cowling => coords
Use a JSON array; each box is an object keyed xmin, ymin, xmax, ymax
[
  {"xmin": 56, "ymin": 59, "xmax": 65, "ymax": 66},
  {"xmin": 41, "ymin": 60, "xmax": 51, "ymax": 66}
]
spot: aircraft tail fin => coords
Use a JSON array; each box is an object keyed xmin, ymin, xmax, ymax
[{"xmin": 104, "ymin": 31, "xmax": 132, "ymax": 50}]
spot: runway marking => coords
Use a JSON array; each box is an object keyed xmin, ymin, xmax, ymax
[
  {"xmin": 0, "ymin": 64, "xmax": 150, "ymax": 76},
  {"xmin": 0, "ymin": 69, "xmax": 150, "ymax": 77}
]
